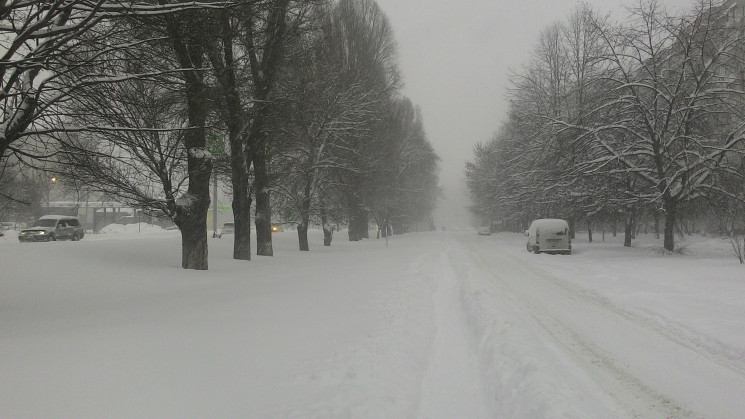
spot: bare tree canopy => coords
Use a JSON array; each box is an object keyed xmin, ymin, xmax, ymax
[
  {"xmin": 3, "ymin": 0, "xmax": 440, "ymax": 269},
  {"xmin": 467, "ymin": 0, "xmax": 745, "ymax": 252}
]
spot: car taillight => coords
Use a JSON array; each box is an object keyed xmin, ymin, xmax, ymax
[{"xmin": 536, "ymin": 230, "xmax": 540, "ymax": 244}]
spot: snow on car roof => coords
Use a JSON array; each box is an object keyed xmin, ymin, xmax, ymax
[
  {"xmin": 534, "ymin": 219, "xmax": 569, "ymax": 229},
  {"xmin": 39, "ymin": 215, "xmax": 79, "ymax": 220}
]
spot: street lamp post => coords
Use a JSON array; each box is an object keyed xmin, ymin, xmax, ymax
[{"xmin": 46, "ymin": 176, "xmax": 57, "ymax": 215}]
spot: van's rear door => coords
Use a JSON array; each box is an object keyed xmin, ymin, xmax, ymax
[{"xmin": 541, "ymin": 223, "xmax": 569, "ymax": 250}]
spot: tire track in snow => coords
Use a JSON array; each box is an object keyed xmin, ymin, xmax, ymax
[
  {"xmin": 456, "ymin": 233, "xmax": 745, "ymax": 418},
  {"xmin": 445, "ymin": 238, "xmax": 631, "ymax": 418},
  {"xmin": 416, "ymin": 244, "xmax": 494, "ymax": 418},
  {"xmin": 510, "ymin": 251, "xmax": 745, "ymax": 378},
  {"xmin": 487, "ymin": 270, "xmax": 691, "ymax": 418}
]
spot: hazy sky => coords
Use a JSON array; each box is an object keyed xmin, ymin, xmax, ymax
[{"xmin": 373, "ymin": 0, "xmax": 684, "ymax": 228}]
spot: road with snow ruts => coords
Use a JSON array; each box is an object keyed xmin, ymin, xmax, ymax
[
  {"xmin": 3, "ymin": 228, "xmax": 745, "ymax": 417},
  {"xmin": 427, "ymin": 231, "xmax": 745, "ymax": 418}
]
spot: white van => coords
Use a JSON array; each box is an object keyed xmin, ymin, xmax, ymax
[{"xmin": 525, "ymin": 218, "xmax": 571, "ymax": 255}]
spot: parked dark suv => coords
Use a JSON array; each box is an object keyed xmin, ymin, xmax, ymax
[{"xmin": 18, "ymin": 215, "xmax": 85, "ymax": 242}]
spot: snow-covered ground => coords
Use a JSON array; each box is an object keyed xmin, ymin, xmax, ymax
[{"xmin": 2, "ymin": 226, "xmax": 744, "ymax": 418}]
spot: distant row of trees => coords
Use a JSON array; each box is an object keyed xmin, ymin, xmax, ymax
[
  {"xmin": 466, "ymin": 0, "xmax": 745, "ymax": 253},
  {"xmin": 1, "ymin": 0, "xmax": 440, "ymax": 269}
]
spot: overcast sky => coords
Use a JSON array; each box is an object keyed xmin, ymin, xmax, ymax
[{"xmin": 373, "ymin": 0, "xmax": 685, "ymax": 228}]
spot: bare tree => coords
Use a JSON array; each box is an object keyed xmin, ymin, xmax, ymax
[
  {"xmin": 60, "ymin": 72, "xmax": 189, "ymax": 225},
  {"xmin": 467, "ymin": 0, "xmax": 745, "ymax": 253},
  {"xmin": 270, "ymin": 3, "xmax": 388, "ymax": 250},
  {"xmin": 206, "ymin": 5, "xmax": 255, "ymax": 261},
  {"xmin": 320, "ymin": 0, "xmax": 401, "ymax": 241},
  {"xmin": 567, "ymin": 0, "xmax": 745, "ymax": 251},
  {"xmin": 1, "ymin": 1, "xmax": 110, "ymax": 166},
  {"xmin": 58, "ymin": 6, "xmax": 218, "ymax": 270},
  {"xmin": 2, "ymin": 1, "xmax": 263, "ymax": 269},
  {"xmin": 0, "ymin": 0, "xmax": 235, "ymax": 167},
  {"xmin": 239, "ymin": 0, "xmax": 298, "ymax": 257},
  {"xmin": 711, "ymin": 163, "xmax": 745, "ymax": 263},
  {"xmin": 367, "ymin": 97, "xmax": 439, "ymax": 236}
]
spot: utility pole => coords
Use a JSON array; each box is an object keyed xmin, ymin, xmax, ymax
[{"xmin": 212, "ymin": 173, "xmax": 218, "ymax": 237}]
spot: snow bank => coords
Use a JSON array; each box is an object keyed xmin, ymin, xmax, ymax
[
  {"xmin": 0, "ymin": 229, "xmax": 19, "ymax": 242},
  {"xmin": 99, "ymin": 223, "xmax": 167, "ymax": 234}
]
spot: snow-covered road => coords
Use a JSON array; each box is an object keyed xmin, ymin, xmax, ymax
[
  {"xmin": 447, "ymin": 231, "xmax": 745, "ymax": 418},
  {"xmin": 2, "ymin": 228, "xmax": 745, "ymax": 417},
  {"xmin": 416, "ymin": 242, "xmax": 492, "ymax": 418}
]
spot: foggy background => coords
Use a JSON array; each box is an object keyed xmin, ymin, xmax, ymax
[{"xmin": 374, "ymin": 0, "xmax": 685, "ymax": 229}]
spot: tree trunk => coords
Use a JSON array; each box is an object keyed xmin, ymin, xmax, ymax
[
  {"xmin": 380, "ymin": 214, "xmax": 390, "ymax": 238},
  {"xmin": 348, "ymin": 211, "xmax": 362, "ymax": 241},
  {"xmin": 624, "ymin": 220, "xmax": 633, "ymax": 247},
  {"xmin": 587, "ymin": 219, "xmax": 593, "ymax": 243},
  {"xmin": 297, "ymin": 221, "xmax": 309, "ymax": 251},
  {"xmin": 207, "ymin": 12, "xmax": 251, "ymax": 261},
  {"xmin": 347, "ymin": 192, "xmax": 365, "ymax": 241},
  {"xmin": 297, "ymin": 180, "xmax": 312, "ymax": 251},
  {"xmin": 624, "ymin": 209, "xmax": 635, "ymax": 247},
  {"xmin": 360, "ymin": 210, "xmax": 369, "ymax": 239},
  {"xmin": 232, "ymin": 188, "xmax": 252, "ymax": 260},
  {"xmin": 320, "ymin": 199, "xmax": 333, "ymax": 246},
  {"xmin": 568, "ymin": 219, "xmax": 575, "ymax": 239},
  {"xmin": 177, "ymin": 161, "xmax": 211, "ymax": 268},
  {"xmin": 179, "ymin": 216, "xmax": 209, "ymax": 270},
  {"xmin": 253, "ymin": 148, "xmax": 273, "ymax": 256},
  {"xmin": 167, "ymin": 12, "xmax": 211, "ymax": 270},
  {"xmin": 244, "ymin": 1, "xmax": 291, "ymax": 257},
  {"xmin": 297, "ymin": 217, "xmax": 310, "ymax": 252},
  {"xmin": 654, "ymin": 212, "xmax": 660, "ymax": 239},
  {"xmin": 323, "ymin": 227, "xmax": 333, "ymax": 246},
  {"xmin": 663, "ymin": 198, "xmax": 677, "ymax": 251}
]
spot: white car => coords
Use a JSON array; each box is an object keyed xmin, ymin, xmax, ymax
[
  {"xmin": 477, "ymin": 226, "xmax": 492, "ymax": 235},
  {"xmin": 525, "ymin": 218, "xmax": 571, "ymax": 255}
]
